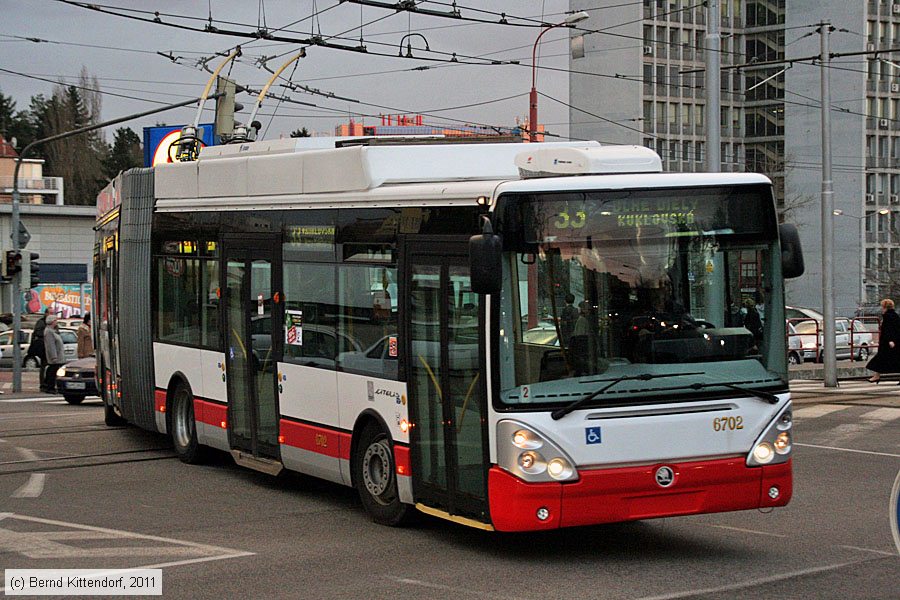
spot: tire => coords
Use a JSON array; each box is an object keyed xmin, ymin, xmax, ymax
[
  {"xmin": 171, "ymin": 382, "xmax": 206, "ymax": 464},
  {"xmin": 857, "ymin": 345, "xmax": 870, "ymax": 362},
  {"xmin": 64, "ymin": 395, "xmax": 84, "ymax": 405},
  {"xmin": 353, "ymin": 424, "xmax": 410, "ymax": 526},
  {"xmin": 788, "ymin": 351, "xmax": 802, "ymax": 366},
  {"xmin": 23, "ymin": 356, "xmax": 40, "ymax": 370}
]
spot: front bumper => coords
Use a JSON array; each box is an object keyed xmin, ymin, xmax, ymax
[
  {"xmin": 488, "ymin": 457, "xmax": 792, "ymax": 532},
  {"xmin": 57, "ymin": 376, "xmax": 99, "ymax": 396}
]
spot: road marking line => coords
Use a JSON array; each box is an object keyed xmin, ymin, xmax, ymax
[
  {"xmin": 860, "ymin": 407, "xmax": 900, "ymax": 421},
  {"xmin": 389, "ymin": 577, "xmax": 524, "ymax": 600},
  {"xmin": 836, "ymin": 545, "xmax": 898, "ymax": 557},
  {"xmin": 709, "ymin": 524, "xmax": 788, "ymax": 538},
  {"xmin": 796, "ymin": 442, "xmax": 900, "ymax": 458},
  {"xmin": 634, "ymin": 559, "xmax": 874, "ymax": 600},
  {"xmin": 1, "ymin": 513, "xmax": 253, "ymax": 555},
  {"xmin": 793, "ymin": 405, "xmax": 851, "ymax": 419},
  {"xmin": 11, "ymin": 473, "xmax": 45, "ymax": 498},
  {"xmin": 0, "ymin": 397, "xmax": 65, "ymax": 403}
]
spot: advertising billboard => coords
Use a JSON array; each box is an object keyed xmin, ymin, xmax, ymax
[{"xmin": 143, "ymin": 124, "xmax": 216, "ymax": 167}]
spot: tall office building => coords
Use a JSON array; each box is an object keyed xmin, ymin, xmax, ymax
[{"xmin": 569, "ymin": 1, "xmax": 898, "ymax": 314}]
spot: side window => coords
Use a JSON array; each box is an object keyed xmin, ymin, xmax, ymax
[
  {"xmin": 0, "ymin": 331, "xmax": 10, "ymax": 345},
  {"xmin": 201, "ymin": 258, "xmax": 220, "ymax": 349},
  {"xmin": 283, "ymin": 262, "xmax": 337, "ymax": 368},
  {"xmin": 155, "ymin": 257, "xmax": 201, "ymax": 346},
  {"xmin": 337, "ymin": 264, "xmax": 399, "ymax": 379}
]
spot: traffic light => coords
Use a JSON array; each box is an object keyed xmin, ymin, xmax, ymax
[
  {"xmin": 28, "ymin": 252, "xmax": 39, "ymax": 288},
  {"xmin": 3, "ymin": 250, "xmax": 22, "ymax": 279}
]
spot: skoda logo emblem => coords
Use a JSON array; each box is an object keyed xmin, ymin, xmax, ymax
[{"xmin": 655, "ymin": 466, "xmax": 675, "ymax": 488}]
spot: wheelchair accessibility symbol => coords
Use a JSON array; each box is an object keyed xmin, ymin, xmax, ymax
[{"xmin": 585, "ymin": 427, "xmax": 602, "ymax": 445}]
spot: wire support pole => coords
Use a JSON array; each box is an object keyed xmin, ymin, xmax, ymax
[
  {"xmin": 820, "ymin": 22, "xmax": 837, "ymax": 388},
  {"xmin": 705, "ymin": 0, "xmax": 720, "ymax": 172}
]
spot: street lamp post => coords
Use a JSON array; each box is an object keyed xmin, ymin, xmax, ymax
[
  {"xmin": 529, "ymin": 11, "xmax": 589, "ymax": 142},
  {"xmin": 833, "ymin": 209, "xmax": 872, "ymax": 308}
]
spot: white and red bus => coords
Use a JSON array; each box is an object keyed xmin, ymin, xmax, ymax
[{"xmin": 94, "ymin": 139, "xmax": 803, "ymax": 531}]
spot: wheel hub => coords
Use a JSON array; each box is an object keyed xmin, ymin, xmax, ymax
[{"xmin": 362, "ymin": 440, "xmax": 392, "ymax": 503}]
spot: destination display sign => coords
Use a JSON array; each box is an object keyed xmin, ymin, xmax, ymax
[{"xmin": 513, "ymin": 185, "xmax": 775, "ymax": 244}]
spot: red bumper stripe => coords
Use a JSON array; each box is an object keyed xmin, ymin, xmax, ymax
[
  {"xmin": 279, "ymin": 419, "xmax": 348, "ymax": 459},
  {"xmin": 488, "ymin": 457, "xmax": 792, "ymax": 532},
  {"xmin": 195, "ymin": 398, "xmax": 226, "ymax": 428}
]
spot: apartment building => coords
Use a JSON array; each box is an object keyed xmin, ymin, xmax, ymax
[{"xmin": 569, "ymin": 0, "xmax": 898, "ymax": 314}]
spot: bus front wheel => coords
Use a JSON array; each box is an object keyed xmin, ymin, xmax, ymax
[
  {"xmin": 171, "ymin": 382, "xmax": 205, "ymax": 464},
  {"xmin": 353, "ymin": 424, "xmax": 410, "ymax": 526}
]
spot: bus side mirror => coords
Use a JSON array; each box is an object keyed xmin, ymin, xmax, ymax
[
  {"xmin": 470, "ymin": 226, "xmax": 503, "ymax": 296},
  {"xmin": 780, "ymin": 223, "xmax": 804, "ymax": 279}
]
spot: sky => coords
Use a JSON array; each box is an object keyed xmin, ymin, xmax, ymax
[{"xmin": 0, "ymin": 0, "xmax": 586, "ymax": 143}]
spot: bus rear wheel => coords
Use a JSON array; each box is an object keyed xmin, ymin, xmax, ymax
[
  {"xmin": 171, "ymin": 382, "xmax": 205, "ymax": 464},
  {"xmin": 353, "ymin": 424, "xmax": 410, "ymax": 526}
]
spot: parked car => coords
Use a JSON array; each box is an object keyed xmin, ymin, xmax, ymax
[
  {"xmin": 785, "ymin": 306, "xmax": 824, "ymax": 322},
  {"xmin": 55, "ymin": 356, "xmax": 98, "ymax": 404},
  {"xmin": 786, "ymin": 321, "xmax": 804, "ymax": 365},
  {"xmin": 790, "ymin": 318, "xmax": 875, "ymax": 362},
  {"xmin": 0, "ymin": 328, "xmax": 78, "ymax": 368}
]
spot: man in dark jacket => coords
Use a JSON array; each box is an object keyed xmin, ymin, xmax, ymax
[{"xmin": 26, "ymin": 307, "xmax": 54, "ymax": 391}]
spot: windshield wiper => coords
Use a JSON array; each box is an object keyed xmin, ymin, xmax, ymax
[
  {"xmin": 551, "ymin": 372, "xmax": 704, "ymax": 420},
  {"xmin": 684, "ymin": 382, "xmax": 780, "ymax": 404}
]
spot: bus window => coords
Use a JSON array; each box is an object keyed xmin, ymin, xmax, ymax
[
  {"xmin": 336, "ymin": 265, "xmax": 399, "ymax": 380},
  {"xmin": 283, "ymin": 263, "xmax": 338, "ymax": 369}
]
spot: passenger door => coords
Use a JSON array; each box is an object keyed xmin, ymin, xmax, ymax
[
  {"xmin": 403, "ymin": 240, "xmax": 490, "ymax": 524},
  {"xmin": 222, "ymin": 241, "xmax": 281, "ymax": 460}
]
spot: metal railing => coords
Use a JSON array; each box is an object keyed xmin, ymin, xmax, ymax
[
  {"xmin": 786, "ymin": 317, "xmax": 880, "ymax": 364},
  {"xmin": 0, "ymin": 176, "xmax": 63, "ymax": 191}
]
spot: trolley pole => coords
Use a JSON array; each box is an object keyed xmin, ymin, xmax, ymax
[
  {"xmin": 705, "ymin": 0, "xmax": 721, "ymax": 172},
  {"xmin": 8, "ymin": 93, "xmax": 226, "ymax": 392},
  {"xmin": 820, "ymin": 22, "xmax": 837, "ymax": 388}
]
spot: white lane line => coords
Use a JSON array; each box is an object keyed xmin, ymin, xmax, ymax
[
  {"xmin": 0, "ymin": 397, "xmax": 63, "ymax": 403},
  {"xmin": 709, "ymin": 524, "xmax": 788, "ymax": 538},
  {"xmin": 389, "ymin": 577, "xmax": 525, "ymax": 600},
  {"xmin": 0, "ymin": 513, "xmax": 255, "ymax": 594},
  {"xmin": 793, "ymin": 405, "xmax": 851, "ymax": 419},
  {"xmin": 634, "ymin": 559, "xmax": 874, "ymax": 600},
  {"xmin": 836, "ymin": 545, "xmax": 898, "ymax": 557},
  {"xmin": 860, "ymin": 407, "xmax": 900, "ymax": 421},
  {"xmin": 795, "ymin": 442, "xmax": 900, "ymax": 458},
  {"xmin": 9, "ymin": 447, "xmax": 46, "ymax": 498},
  {"xmin": 11, "ymin": 473, "xmax": 46, "ymax": 498},
  {"xmin": 0, "ymin": 412, "xmax": 80, "ymax": 420}
]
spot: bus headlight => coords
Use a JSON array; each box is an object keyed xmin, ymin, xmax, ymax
[
  {"xmin": 753, "ymin": 442, "xmax": 775, "ymax": 464},
  {"xmin": 547, "ymin": 457, "xmax": 574, "ymax": 480},
  {"xmin": 746, "ymin": 402, "xmax": 792, "ymax": 467},
  {"xmin": 512, "ymin": 429, "xmax": 543, "ymax": 450},
  {"xmin": 498, "ymin": 420, "xmax": 579, "ymax": 483},
  {"xmin": 773, "ymin": 431, "xmax": 792, "ymax": 454}
]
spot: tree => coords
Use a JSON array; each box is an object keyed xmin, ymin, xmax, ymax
[
  {"xmin": 290, "ymin": 127, "xmax": 311, "ymax": 138},
  {"xmin": 104, "ymin": 127, "xmax": 143, "ymax": 178},
  {"xmin": 0, "ymin": 89, "xmax": 38, "ymax": 154},
  {"xmin": 41, "ymin": 67, "xmax": 107, "ymax": 205}
]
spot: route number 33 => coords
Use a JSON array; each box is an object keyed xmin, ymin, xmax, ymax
[{"xmin": 554, "ymin": 211, "xmax": 587, "ymax": 230}]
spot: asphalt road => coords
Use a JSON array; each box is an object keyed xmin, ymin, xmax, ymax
[{"xmin": 0, "ymin": 389, "xmax": 897, "ymax": 600}]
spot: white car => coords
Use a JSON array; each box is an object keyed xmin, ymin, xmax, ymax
[
  {"xmin": 0, "ymin": 328, "xmax": 78, "ymax": 368},
  {"xmin": 790, "ymin": 318, "xmax": 875, "ymax": 362}
]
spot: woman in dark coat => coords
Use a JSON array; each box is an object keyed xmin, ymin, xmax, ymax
[{"xmin": 866, "ymin": 298, "xmax": 900, "ymax": 382}]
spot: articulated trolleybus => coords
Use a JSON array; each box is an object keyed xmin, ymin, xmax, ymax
[{"xmin": 95, "ymin": 139, "xmax": 804, "ymax": 532}]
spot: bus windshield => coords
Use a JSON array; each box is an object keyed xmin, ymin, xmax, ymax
[{"xmin": 495, "ymin": 184, "xmax": 786, "ymax": 407}]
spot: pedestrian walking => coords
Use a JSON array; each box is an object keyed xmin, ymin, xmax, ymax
[
  {"xmin": 76, "ymin": 313, "xmax": 94, "ymax": 358},
  {"xmin": 43, "ymin": 314, "xmax": 66, "ymax": 394},
  {"xmin": 27, "ymin": 306, "xmax": 53, "ymax": 390},
  {"xmin": 866, "ymin": 298, "xmax": 900, "ymax": 383}
]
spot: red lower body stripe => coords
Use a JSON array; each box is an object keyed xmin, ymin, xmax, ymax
[{"xmin": 488, "ymin": 457, "xmax": 793, "ymax": 532}]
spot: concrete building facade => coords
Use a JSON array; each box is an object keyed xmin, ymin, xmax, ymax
[{"xmin": 569, "ymin": 0, "xmax": 898, "ymax": 315}]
